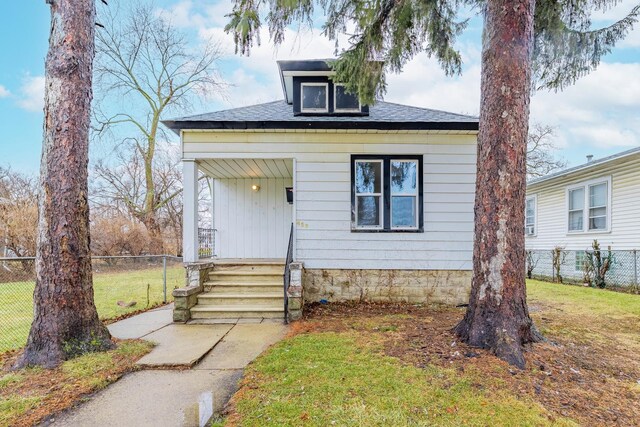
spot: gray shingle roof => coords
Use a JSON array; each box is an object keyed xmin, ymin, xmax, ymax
[
  {"xmin": 163, "ymin": 100, "xmax": 478, "ymax": 133},
  {"xmin": 527, "ymin": 145, "xmax": 640, "ymax": 187}
]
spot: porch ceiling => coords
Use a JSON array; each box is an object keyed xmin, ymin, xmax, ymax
[{"xmin": 198, "ymin": 158, "xmax": 293, "ymax": 179}]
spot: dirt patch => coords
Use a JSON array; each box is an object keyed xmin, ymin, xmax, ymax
[{"xmin": 298, "ymin": 302, "xmax": 640, "ymax": 427}]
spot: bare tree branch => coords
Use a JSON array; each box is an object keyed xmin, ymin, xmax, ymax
[
  {"xmin": 92, "ymin": 0, "xmax": 225, "ymax": 253},
  {"xmin": 527, "ymin": 123, "xmax": 567, "ymax": 179}
]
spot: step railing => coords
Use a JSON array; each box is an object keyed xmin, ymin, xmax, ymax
[{"xmin": 283, "ymin": 223, "xmax": 294, "ymax": 324}]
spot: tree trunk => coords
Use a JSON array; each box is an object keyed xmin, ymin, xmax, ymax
[
  {"xmin": 15, "ymin": 0, "xmax": 113, "ymax": 369},
  {"xmin": 454, "ymin": 0, "xmax": 543, "ymax": 369},
  {"xmin": 141, "ymin": 213, "xmax": 164, "ymax": 255}
]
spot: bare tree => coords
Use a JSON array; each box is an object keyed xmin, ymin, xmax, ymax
[
  {"xmin": 527, "ymin": 123, "xmax": 566, "ymax": 179},
  {"xmin": 92, "ymin": 143, "xmax": 184, "ymax": 255},
  {"xmin": 16, "ymin": 0, "xmax": 112, "ymax": 369},
  {"xmin": 0, "ymin": 167, "xmax": 38, "ymax": 258},
  {"xmin": 93, "ymin": 0, "xmax": 224, "ymax": 253},
  {"xmin": 91, "ymin": 144, "xmax": 210, "ymax": 256}
]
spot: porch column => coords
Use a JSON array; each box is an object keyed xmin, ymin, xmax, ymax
[{"xmin": 183, "ymin": 159, "xmax": 199, "ymax": 263}]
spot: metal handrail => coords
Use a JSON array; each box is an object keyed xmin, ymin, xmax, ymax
[{"xmin": 283, "ymin": 223, "xmax": 294, "ymax": 324}]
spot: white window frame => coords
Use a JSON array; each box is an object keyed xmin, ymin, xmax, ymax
[
  {"xmin": 525, "ymin": 194, "xmax": 537, "ymax": 237},
  {"xmin": 390, "ymin": 159, "xmax": 420, "ymax": 230},
  {"xmin": 354, "ymin": 159, "xmax": 384, "ymax": 230},
  {"xmin": 300, "ymin": 82, "xmax": 329, "ymax": 113},
  {"xmin": 333, "ymin": 83, "xmax": 361, "ymax": 113},
  {"xmin": 565, "ymin": 176, "xmax": 612, "ymax": 234}
]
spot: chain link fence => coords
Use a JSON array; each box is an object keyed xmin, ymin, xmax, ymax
[
  {"xmin": 0, "ymin": 255, "xmax": 183, "ymax": 353},
  {"xmin": 526, "ymin": 249, "xmax": 640, "ymax": 291}
]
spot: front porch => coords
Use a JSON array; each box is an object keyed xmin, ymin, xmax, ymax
[{"xmin": 177, "ymin": 158, "xmax": 301, "ymax": 323}]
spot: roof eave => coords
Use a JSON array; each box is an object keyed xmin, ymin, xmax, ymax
[
  {"xmin": 527, "ymin": 146, "xmax": 640, "ymax": 188},
  {"xmin": 162, "ymin": 120, "xmax": 479, "ymax": 133}
]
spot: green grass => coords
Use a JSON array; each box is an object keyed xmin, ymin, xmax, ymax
[
  {"xmin": 527, "ymin": 279, "xmax": 640, "ymax": 318},
  {"xmin": 227, "ymin": 333, "xmax": 574, "ymax": 427},
  {"xmin": 0, "ymin": 266, "xmax": 183, "ymax": 352},
  {"xmin": 527, "ymin": 279, "xmax": 640, "ymax": 347},
  {"xmin": 0, "ymin": 340, "xmax": 152, "ymax": 426}
]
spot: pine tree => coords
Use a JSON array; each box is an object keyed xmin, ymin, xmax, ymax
[
  {"xmin": 15, "ymin": 0, "xmax": 113, "ymax": 369},
  {"xmin": 225, "ymin": 0, "xmax": 639, "ymax": 368}
]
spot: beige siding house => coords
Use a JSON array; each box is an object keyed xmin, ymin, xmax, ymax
[{"xmin": 164, "ymin": 59, "xmax": 479, "ymax": 322}]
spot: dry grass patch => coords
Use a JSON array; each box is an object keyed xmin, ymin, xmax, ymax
[{"xmin": 0, "ymin": 340, "xmax": 153, "ymax": 427}]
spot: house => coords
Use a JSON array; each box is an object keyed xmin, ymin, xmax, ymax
[
  {"xmin": 525, "ymin": 147, "xmax": 640, "ymax": 284},
  {"xmin": 163, "ymin": 59, "xmax": 479, "ymax": 322}
]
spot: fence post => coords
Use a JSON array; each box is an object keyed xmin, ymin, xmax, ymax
[
  {"xmin": 163, "ymin": 256, "xmax": 167, "ymax": 304},
  {"xmin": 634, "ymin": 249, "xmax": 638, "ymax": 288}
]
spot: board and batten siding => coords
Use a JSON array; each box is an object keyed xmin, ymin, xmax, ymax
[
  {"xmin": 526, "ymin": 154, "xmax": 640, "ymax": 251},
  {"xmin": 213, "ymin": 178, "xmax": 292, "ymax": 258},
  {"xmin": 185, "ymin": 131, "xmax": 477, "ymax": 270}
]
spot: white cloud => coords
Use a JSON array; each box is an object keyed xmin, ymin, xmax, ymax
[
  {"xmin": 530, "ymin": 62, "xmax": 640, "ymax": 150},
  {"xmin": 0, "ymin": 85, "xmax": 10, "ymax": 98},
  {"xmin": 17, "ymin": 75, "xmax": 45, "ymax": 112}
]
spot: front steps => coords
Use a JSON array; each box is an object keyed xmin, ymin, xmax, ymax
[{"xmin": 190, "ymin": 261, "xmax": 285, "ymax": 320}]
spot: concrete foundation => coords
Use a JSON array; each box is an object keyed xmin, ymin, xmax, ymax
[{"xmin": 302, "ymin": 268, "xmax": 472, "ymax": 306}]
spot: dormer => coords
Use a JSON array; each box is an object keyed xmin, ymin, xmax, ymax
[{"xmin": 277, "ymin": 59, "xmax": 370, "ymax": 116}]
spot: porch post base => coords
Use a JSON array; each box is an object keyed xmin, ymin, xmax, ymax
[
  {"xmin": 287, "ymin": 262, "xmax": 304, "ymax": 322},
  {"xmin": 172, "ymin": 262, "xmax": 216, "ymax": 323}
]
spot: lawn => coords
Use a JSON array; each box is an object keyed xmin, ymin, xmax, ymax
[
  {"xmin": 0, "ymin": 340, "xmax": 153, "ymax": 427},
  {"xmin": 219, "ymin": 280, "xmax": 640, "ymax": 427},
  {"xmin": 0, "ymin": 265, "xmax": 183, "ymax": 352}
]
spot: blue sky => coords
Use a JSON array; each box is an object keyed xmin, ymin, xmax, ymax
[{"xmin": 1, "ymin": 0, "xmax": 639, "ymax": 175}]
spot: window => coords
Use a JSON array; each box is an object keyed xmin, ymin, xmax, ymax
[
  {"xmin": 391, "ymin": 160, "xmax": 419, "ymax": 229},
  {"xmin": 575, "ymin": 250, "xmax": 587, "ymax": 272},
  {"xmin": 334, "ymin": 84, "xmax": 360, "ymax": 112},
  {"xmin": 525, "ymin": 196, "xmax": 536, "ymax": 236},
  {"xmin": 351, "ymin": 155, "xmax": 423, "ymax": 232},
  {"xmin": 301, "ymin": 83, "xmax": 328, "ymax": 112},
  {"xmin": 354, "ymin": 160, "xmax": 383, "ymax": 229},
  {"xmin": 566, "ymin": 177, "xmax": 611, "ymax": 233},
  {"xmin": 588, "ymin": 183, "xmax": 607, "ymax": 230},
  {"xmin": 568, "ymin": 188, "xmax": 584, "ymax": 231}
]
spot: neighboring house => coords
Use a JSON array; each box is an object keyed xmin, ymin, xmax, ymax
[
  {"xmin": 164, "ymin": 59, "xmax": 479, "ymax": 322},
  {"xmin": 525, "ymin": 147, "xmax": 640, "ymax": 284}
]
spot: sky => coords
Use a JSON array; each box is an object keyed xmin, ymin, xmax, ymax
[{"xmin": 1, "ymin": 1, "xmax": 639, "ymax": 175}]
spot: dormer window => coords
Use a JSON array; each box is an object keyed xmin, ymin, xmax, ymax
[
  {"xmin": 301, "ymin": 83, "xmax": 328, "ymax": 113},
  {"xmin": 334, "ymin": 84, "xmax": 360, "ymax": 112}
]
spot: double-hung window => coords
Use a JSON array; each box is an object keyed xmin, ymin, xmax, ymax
[
  {"xmin": 525, "ymin": 195, "xmax": 536, "ymax": 236},
  {"xmin": 566, "ymin": 177, "xmax": 611, "ymax": 233},
  {"xmin": 588, "ymin": 183, "xmax": 607, "ymax": 230},
  {"xmin": 568, "ymin": 188, "xmax": 584, "ymax": 231},
  {"xmin": 354, "ymin": 159, "xmax": 383, "ymax": 229},
  {"xmin": 352, "ymin": 155, "xmax": 423, "ymax": 232}
]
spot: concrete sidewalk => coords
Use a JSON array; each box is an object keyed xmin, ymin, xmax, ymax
[{"xmin": 46, "ymin": 309, "xmax": 288, "ymax": 427}]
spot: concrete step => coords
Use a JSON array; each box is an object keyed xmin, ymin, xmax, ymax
[
  {"xmin": 190, "ymin": 305, "xmax": 284, "ymax": 319},
  {"xmin": 211, "ymin": 263, "xmax": 284, "ymax": 274},
  {"xmin": 204, "ymin": 282, "xmax": 282, "ymax": 294},
  {"xmin": 207, "ymin": 272, "xmax": 284, "ymax": 283},
  {"xmin": 197, "ymin": 293, "xmax": 283, "ymax": 307}
]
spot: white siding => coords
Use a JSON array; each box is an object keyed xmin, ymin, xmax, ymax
[
  {"xmin": 188, "ymin": 132, "xmax": 477, "ymax": 270},
  {"xmin": 526, "ymin": 155, "xmax": 640, "ymax": 250},
  {"xmin": 214, "ymin": 178, "xmax": 292, "ymax": 258}
]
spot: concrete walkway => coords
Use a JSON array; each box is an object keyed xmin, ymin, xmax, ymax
[{"xmin": 45, "ymin": 307, "xmax": 288, "ymax": 427}]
